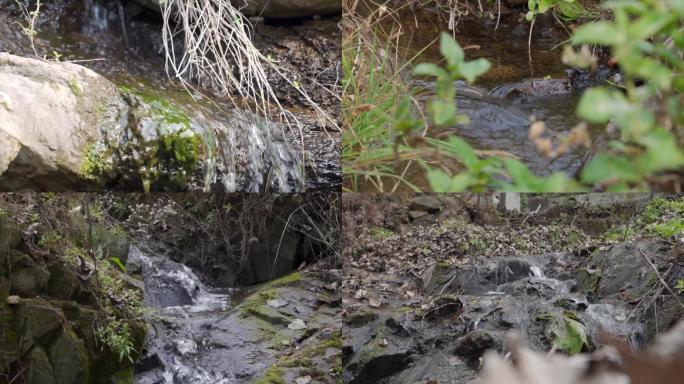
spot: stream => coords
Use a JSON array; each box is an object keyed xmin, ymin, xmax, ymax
[
  {"xmin": 0, "ymin": 0, "xmax": 340, "ymax": 191},
  {"xmin": 364, "ymin": 5, "xmax": 616, "ymax": 190},
  {"xmin": 127, "ymin": 246, "xmax": 271, "ymax": 384}
]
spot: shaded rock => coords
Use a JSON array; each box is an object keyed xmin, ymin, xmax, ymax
[
  {"xmin": 47, "ymin": 262, "xmax": 80, "ymax": 300},
  {"xmin": 589, "ymin": 240, "xmax": 671, "ymax": 302},
  {"xmin": 16, "ymin": 301, "xmax": 64, "ymax": 354},
  {"xmin": 424, "ymin": 294, "xmax": 464, "ymax": 320},
  {"xmin": 49, "ymin": 328, "xmax": 89, "ymax": 384},
  {"xmin": 345, "ymin": 307, "xmax": 379, "ymax": 328},
  {"xmin": 454, "ymin": 329, "xmax": 500, "ymax": 364},
  {"xmin": 28, "ymin": 346, "xmax": 56, "ymax": 384},
  {"xmin": 0, "ymin": 215, "xmax": 22, "ymax": 254},
  {"xmin": 9, "ymin": 250, "xmax": 50, "ymax": 297},
  {"xmin": 582, "ymin": 304, "xmax": 645, "ymax": 347},
  {"xmin": 489, "ymin": 78, "xmax": 571, "ymax": 99},
  {"xmin": 409, "ymin": 195, "xmax": 442, "ymax": 213}
]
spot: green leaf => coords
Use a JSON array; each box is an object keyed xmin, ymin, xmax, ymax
[
  {"xmin": 429, "ymin": 100, "xmax": 457, "ymax": 126},
  {"xmin": 538, "ymin": 0, "xmax": 555, "ymax": 14},
  {"xmin": 440, "ymin": 32, "xmax": 464, "ymax": 67},
  {"xmin": 637, "ymin": 129, "xmax": 684, "ymax": 173},
  {"xmin": 425, "ymin": 168, "xmax": 457, "ymax": 192},
  {"xmin": 414, "ymin": 63, "xmax": 448, "ymax": 79},
  {"xmin": 458, "ymin": 59, "xmax": 491, "ymax": 83},
  {"xmin": 571, "ymin": 22, "xmax": 618, "ymax": 45},
  {"xmin": 444, "ymin": 137, "xmax": 479, "ymax": 170},
  {"xmin": 581, "ymin": 154, "xmax": 641, "ymax": 184},
  {"xmin": 109, "ymin": 257, "xmax": 127, "ymax": 273},
  {"xmin": 559, "ymin": 1, "xmax": 584, "ymax": 20},
  {"xmin": 553, "ymin": 315, "xmax": 589, "ymax": 355},
  {"xmin": 576, "ymin": 88, "xmax": 631, "ymax": 123}
]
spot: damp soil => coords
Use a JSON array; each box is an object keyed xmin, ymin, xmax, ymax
[{"xmin": 0, "ymin": 0, "xmax": 341, "ymax": 191}]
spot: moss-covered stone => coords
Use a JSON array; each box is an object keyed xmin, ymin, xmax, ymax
[
  {"xmin": 9, "ymin": 250, "xmax": 51, "ymax": 297},
  {"xmin": 16, "ymin": 300, "xmax": 65, "ymax": 354},
  {"xmin": 50, "ymin": 327, "xmax": 90, "ymax": 384},
  {"xmin": 28, "ymin": 346, "xmax": 56, "ymax": 384},
  {"xmin": 47, "ymin": 261, "xmax": 80, "ymax": 300}
]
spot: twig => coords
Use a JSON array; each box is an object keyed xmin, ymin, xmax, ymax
[{"xmin": 638, "ymin": 248, "xmax": 684, "ymax": 309}]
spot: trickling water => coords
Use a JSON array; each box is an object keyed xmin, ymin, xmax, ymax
[
  {"xmin": 212, "ymin": 111, "xmax": 303, "ymax": 192},
  {"xmin": 82, "ymin": 0, "xmax": 115, "ymax": 33},
  {"xmin": 128, "ymin": 246, "xmax": 271, "ymax": 384}
]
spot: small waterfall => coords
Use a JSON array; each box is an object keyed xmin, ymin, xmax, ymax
[
  {"xmin": 212, "ymin": 110, "xmax": 303, "ymax": 192},
  {"xmin": 82, "ymin": 0, "xmax": 116, "ymax": 33},
  {"xmin": 128, "ymin": 246, "xmax": 245, "ymax": 384}
]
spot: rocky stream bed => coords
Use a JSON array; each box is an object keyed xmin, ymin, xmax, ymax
[{"xmin": 341, "ymin": 194, "xmax": 684, "ymax": 384}]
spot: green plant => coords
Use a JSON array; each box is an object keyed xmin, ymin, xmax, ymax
[
  {"xmin": 676, "ymin": 279, "xmax": 684, "ymax": 294},
  {"xmin": 569, "ymin": 0, "xmax": 684, "ymax": 190},
  {"xmin": 108, "ymin": 257, "xmax": 128, "ymax": 273},
  {"xmin": 526, "ymin": 0, "xmax": 585, "ymax": 22},
  {"xmin": 543, "ymin": 312, "xmax": 589, "ymax": 355},
  {"xmin": 96, "ymin": 319, "xmax": 136, "ymax": 363}
]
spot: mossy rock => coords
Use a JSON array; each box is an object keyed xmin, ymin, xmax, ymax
[
  {"xmin": 27, "ymin": 346, "xmax": 57, "ymax": 384},
  {"xmin": 49, "ymin": 327, "xmax": 90, "ymax": 384},
  {"xmin": 16, "ymin": 300, "xmax": 65, "ymax": 354},
  {"xmin": 0, "ymin": 215, "xmax": 23, "ymax": 259},
  {"xmin": 344, "ymin": 307, "xmax": 378, "ymax": 328},
  {"xmin": 0, "ymin": 301, "xmax": 20, "ymax": 371},
  {"xmin": 575, "ymin": 268, "xmax": 601, "ymax": 296},
  {"xmin": 8, "ymin": 250, "xmax": 51, "ymax": 297},
  {"xmin": 47, "ymin": 261, "xmax": 80, "ymax": 300}
]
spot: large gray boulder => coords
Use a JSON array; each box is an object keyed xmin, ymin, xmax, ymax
[{"xmin": 0, "ymin": 53, "xmax": 125, "ymax": 190}]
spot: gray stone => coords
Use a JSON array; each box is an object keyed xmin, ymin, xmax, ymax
[{"xmin": 0, "ymin": 53, "xmax": 125, "ymax": 190}]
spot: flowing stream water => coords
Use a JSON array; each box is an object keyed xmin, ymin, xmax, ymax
[{"xmin": 127, "ymin": 246, "xmax": 275, "ymax": 384}]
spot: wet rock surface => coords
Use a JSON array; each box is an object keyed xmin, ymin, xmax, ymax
[
  {"xmin": 131, "ymin": 246, "xmax": 342, "ymax": 383},
  {"xmin": 342, "ymin": 195, "xmax": 684, "ymax": 384},
  {"xmin": 343, "ymin": 240, "xmax": 684, "ymax": 383}
]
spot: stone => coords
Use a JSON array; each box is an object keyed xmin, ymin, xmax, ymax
[
  {"xmin": 47, "ymin": 262, "xmax": 80, "ymax": 300},
  {"xmin": 9, "ymin": 250, "xmax": 51, "ymax": 297},
  {"xmin": 344, "ymin": 307, "xmax": 378, "ymax": 328},
  {"xmin": 28, "ymin": 347, "xmax": 57, "ymax": 384},
  {"xmin": 6, "ymin": 295, "xmax": 19, "ymax": 305},
  {"xmin": 288, "ymin": 318, "xmax": 307, "ymax": 330},
  {"xmin": 49, "ymin": 328, "xmax": 89, "ymax": 384},
  {"xmin": 17, "ymin": 301, "xmax": 64, "ymax": 354},
  {"xmin": 0, "ymin": 53, "xmax": 125, "ymax": 190},
  {"xmin": 454, "ymin": 329, "xmax": 499, "ymax": 364},
  {"xmin": 409, "ymin": 195, "xmax": 442, "ymax": 213}
]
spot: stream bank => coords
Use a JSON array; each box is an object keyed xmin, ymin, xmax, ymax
[
  {"xmin": 0, "ymin": 0, "xmax": 341, "ymax": 192},
  {"xmin": 341, "ymin": 193, "xmax": 684, "ymax": 383},
  {"xmin": 0, "ymin": 193, "xmax": 342, "ymax": 384}
]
